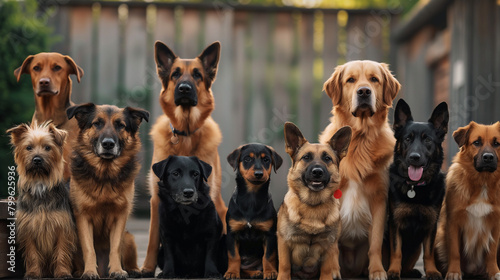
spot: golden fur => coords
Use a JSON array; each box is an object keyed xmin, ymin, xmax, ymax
[
  {"xmin": 141, "ymin": 41, "xmax": 227, "ymax": 275},
  {"xmin": 277, "ymin": 122, "xmax": 351, "ymax": 280},
  {"xmin": 14, "ymin": 53, "xmax": 84, "ymax": 181},
  {"xmin": 7, "ymin": 122, "xmax": 77, "ymax": 279},
  {"xmin": 435, "ymin": 122, "xmax": 500, "ymax": 279},
  {"xmin": 319, "ymin": 60, "xmax": 401, "ymax": 279},
  {"xmin": 67, "ymin": 103, "xmax": 149, "ymax": 279}
]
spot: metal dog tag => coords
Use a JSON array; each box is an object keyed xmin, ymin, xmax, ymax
[
  {"xmin": 407, "ymin": 186, "xmax": 415, "ymax": 199},
  {"xmin": 171, "ymin": 135, "xmax": 179, "ymax": 145}
]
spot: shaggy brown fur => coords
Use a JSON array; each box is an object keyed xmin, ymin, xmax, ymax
[
  {"xmin": 67, "ymin": 103, "xmax": 149, "ymax": 279},
  {"xmin": 277, "ymin": 122, "xmax": 351, "ymax": 280},
  {"xmin": 7, "ymin": 122, "xmax": 76, "ymax": 279},
  {"xmin": 435, "ymin": 122, "xmax": 500, "ymax": 280},
  {"xmin": 141, "ymin": 41, "xmax": 227, "ymax": 276},
  {"xmin": 14, "ymin": 53, "xmax": 84, "ymax": 181},
  {"xmin": 319, "ymin": 60, "xmax": 401, "ymax": 280}
]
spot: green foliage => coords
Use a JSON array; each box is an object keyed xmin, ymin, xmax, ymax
[{"xmin": 0, "ymin": 0, "xmax": 55, "ymax": 198}]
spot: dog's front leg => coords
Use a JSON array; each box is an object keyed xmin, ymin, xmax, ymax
[
  {"xmin": 387, "ymin": 223, "xmax": 402, "ymax": 280},
  {"xmin": 485, "ymin": 221, "xmax": 500, "ymax": 280},
  {"xmin": 158, "ymin": 237, "xmax": 176, "ymax": 278},
  {"xmin": 444, "ymin": 214, "xmax": 461, "ymax": 280},
  {"xmin": 141, "ymin": 176, "xmax": 160, "ymax": 276},
  {"xmin": 224, "ymin": 232, "xmax": 241, "ymax": 279},
  {"xmin": 277, "ymin": 233, "xmax": 292, "ymax": 280},
  {"xmin": 422, "ymin": 226, "xmax": 441, "ymax": 280},
  {"xmin": 76, "ymin": 214, "xmax": 99, "ymax": 279},
  {"xmin": 262, "ymin": 232, "xmax": 278, "ymax": 280},
  {"xmin": 204, "ymin": 236, "xmax": 222, "ymax": 278},
  {"xmin": 319, "ymin": 241, "xmax": 341, "ymax": 280},
  {"xmin": 108, "ymin": 214, "xmax": 128, "ymax": 279}
]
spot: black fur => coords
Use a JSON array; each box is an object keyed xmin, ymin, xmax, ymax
[
  {"xmin": 18, "ymin": 181, "xmax": 72, "ymax": 213},
  {"xmin": 153, "ymin": 156, "xmax": 225, "ymax": 279},
  {"xmin": 387, "ymin": 99, "xmax": 448, "ymax": 280}
]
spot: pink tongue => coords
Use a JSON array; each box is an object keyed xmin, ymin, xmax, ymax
[{"xmin": 408, "ymin": 166, "xmax": 423, "ymax": 181}]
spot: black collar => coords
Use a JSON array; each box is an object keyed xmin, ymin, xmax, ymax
[{"xmin": 170, "ymin": 122, "xmax": 198, "ymax": 137}]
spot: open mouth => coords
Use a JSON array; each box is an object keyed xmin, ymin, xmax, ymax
[
  {"xmin": 408, "ymin": 165, "xmax": 424, "ymax": 182},
  {"xmin": 307, "ymin": 181, "xmax": 325, "ymax": 191}
]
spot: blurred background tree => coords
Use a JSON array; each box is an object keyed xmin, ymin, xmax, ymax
[{"xmin": 0, "ymin": 0, "xmax": 56, "ymax": 198}]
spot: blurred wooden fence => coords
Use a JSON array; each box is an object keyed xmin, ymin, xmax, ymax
[{"xmin": 47, "ymin": 1, "xmax": 398, "ymax": 215}]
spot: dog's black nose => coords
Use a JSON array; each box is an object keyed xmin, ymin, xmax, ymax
[
  {"xmin": 483, "ymin": 153, "xmax": 495, "ymax": 163},
  {"xmin": 178, "ymin": 83, "xmax": 192, "ymax": 94},
  {"xmin": 102, "ymin": 138, "xmax": 115, "ymax": 150},
  {"xmin": 409, "ymin": 153, "xmax": 421, "ymax": 162},
  {"xmin": 357, "ymin": 87, "xmax": 371, "ymax": 97},
  {"xmin": 183, "ymin": 188, "xmax": 195, "ymax": 198},
  {"xmin": 254, "ymin": 170, "xmax": 264, "ymax": 179},
  {"xmin": 311, "ymin": 167, "xmax": 324, "ymax": 178},
  {"xmin": 33, "ymin": 156, "xmax": 43, "ymax": 165},
  {"xmin": 39, "ymin": 78, "xmax": 50, "ymax": 87}
]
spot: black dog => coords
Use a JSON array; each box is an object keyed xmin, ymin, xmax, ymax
[
  {"xmin": 387, "ymin": 99, "xmax": 448, "ymax": 280},
  {"xmin": 224, "ymin": 144, "xmax": 283, "ymax": 280},
  {"xmin": 152, "ymin": 155, "xmax": 225, "ymax": 278}
]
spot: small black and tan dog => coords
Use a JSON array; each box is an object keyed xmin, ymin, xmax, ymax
[
  {"xmin": 224, "ymin": 143, "xmax": 283, "ymax": 280},
  {"xmin": 153, "ymin": 155, "xmax": 225, "ymax": 279},
  {"xmin": 387, "ymin": 99, "xmax": 448, "ymax": 280},
  {"xmin": 7, "ymin": 121, "xmax": 77, "ymax": 279}
]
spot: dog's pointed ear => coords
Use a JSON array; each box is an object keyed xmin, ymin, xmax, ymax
[
  {"xmin": 328, "ymin": 126, "xmax": 352, "ymax": 162},
  {"xmin": 155, "ymin": 41, "xmax": 177, "ymax": 80},
  {"xmin": 66, "ymin": 103, "xmax": 96, "ymax": 130},
  {"xmin": 429, "ymin": 102, "xmax": 449, "ymax": 141},
  {"xmin": 64, "ymin": 56, "xmax": 84, "ymax": 83},
  {"xmin": 47, "ymin": 123, "xmax": 68, "ymax": 148},
  {"xmin": 193, "ymin": 157, "xmax": 212, "ymax": 182},
  {"xmin": 284, "ymin": 122, "xmax": 308, "ymax": 159},
  {"xmin": 393, "ymin": 99, "xmax": 413, "ymax": 135},
  {"xmin": 453, "ymin": 122, "xmax": 475, "ymax": 148},
  {"xmin": 6, "ymin": 123, "xmax": 30, "ymax": 147},
  {"xmin": 381, "ymin": 63, "xmax": 401, "ymax": 106},
  {"xmin": 265, "ymin": 145, "xmax": 283, "ymax": 173},
  {"xmin": 323, "ymin": 64, "xmax": 344, "ymax": 106},
  {"xmin": 227, "ymin": 146, "xmax": 242, "ymax": 171},
  {"xmin": 124, "ymin": 107, "xmax": 150, "ymax": 135},
  {"xmin": 14, "ymin": 55, "xmax": 34, "ymax": 82},
  {"xmin": 152, "ymin": 156, "xmax": 172, "ymax": 179},
  {"xmin": 198, "ymin": 41, "xmax": 220, "ymax": 86}
]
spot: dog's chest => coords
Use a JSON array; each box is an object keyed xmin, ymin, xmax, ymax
[{"xmin": 340, "ymin": 180, "xmax": 372, "ymax": 242}]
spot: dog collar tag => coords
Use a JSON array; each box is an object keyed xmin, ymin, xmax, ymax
[
  {"xmin": 246, "ymin": 222, "xmax": 252, "ymax": 228},
  {"xmin": 407, "ymin": 185, "xmax": 416, "ymax": 199},
  {"xmin": 333, "ymin": 189, "xmax": 342, "ymax": 199},
  {"xmin": 171, "ymin": 134, "xmax": 179, "ymax": 145}
]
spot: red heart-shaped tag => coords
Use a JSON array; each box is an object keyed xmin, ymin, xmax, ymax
[{"xmin": 334, "ymin": 189, "xmax": 342, "ymax": 199}]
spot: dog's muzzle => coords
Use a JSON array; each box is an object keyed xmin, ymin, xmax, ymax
[
  {"xmin": 303, "ymin": 164, "xmax": 330, "ymax": 191},
  {"xmin": 96, "ymin": 137, "xmax": 120, "ymax": 159},
  {"xmin": 352, "ymin": 86, "xmax": 375, "ymax": 117},
  {"xmin": 172, "ymin": 188, "xmax": 198, "ymax": 205},
  {"xmin": 36, "ymin": 78, "xmax": 58, "ymax": 96},
  {"xmin": 174, "ymin": 82, "xmax": 198, "ymax": 107},
  {"xmin": 475, "ymin": 151, "xmax": 498, "ymax": 172}
]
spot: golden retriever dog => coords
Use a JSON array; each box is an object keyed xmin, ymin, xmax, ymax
[
  {"xmin": 141, "ymin": 41, "xmax": 227, "ymax": 277},
  {"xmin": 319, "ymin": 60, "xmax": 401, "ymax": 280},
  {"xmin": 435, "ymin": 122, "xmax": 500, "ymax": 280}
]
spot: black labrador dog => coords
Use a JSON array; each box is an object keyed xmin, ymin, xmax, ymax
[
  {"xmin": 152, "ymin": 155, "xmax": 226, "ymax": 278},
  {"xmin": 387, "ymin": 99, "xmax": 448, "ymax": 280}
]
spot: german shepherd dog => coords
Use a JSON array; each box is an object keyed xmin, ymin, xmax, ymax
[
  {"xmin": 387, "ymin": 99, "xmax": 448, "ymax": 280},
  {"xmin": 224, "ymin": 143, "xmax": 283, "ymax": 280},
  {"xmin": 435, "ymin": 122, "xmax": 500, "ymax": 280},
  {"xmin": 153, "ymin": 156, "xmax": 225, "ymax": 278},
  {"xmin": 277, "ymin": 122, "xmax": 351, "ymax": 280},
  {"xmin": 67, "ymin": 103, "xmax": 149, "ymax": 279},
  {"xmin": 142, "ymin": 41, "xmax": 227, "ymax": 276}
]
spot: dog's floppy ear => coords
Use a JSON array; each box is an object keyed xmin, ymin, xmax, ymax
[
  {"xmin": 124, "ymin": 107, "xmax": 150, "ymax": 135},
  {"xmin": 14, "ymin": 55, "xmax": 34, "ymax": 82},
  {"xmin": 453, "ymin": 122, "xmax": 475, "ymax": 148},
  {"xmin": 64, "ymin": 56, "xmax": 84, "ymax": 83},
  {"xmin": 6, "ymin": 123, "xmax": 30, "ymax": 147},
  {"xmin": 381, "ymin": 63, "xmax": 401, "ymax": 106},
  {"xmin": 227, "ymin": 146, "xmax": 243, "ymax": 171},
  {"xmin": 198, "ymin": 41, "xmax": 220, "ymax": 87},
  {"xmin": 328, "ymin": 126, "xmax": 352, "ymax": 162},
  {"xmin": 152, "ymin": 156, "xmax": 172, "ymax": 179},
  {"xmin": 323, "ymin": 64, "xmax": 344, "ymax": 106},
  {"xmin": 265, "ymin": 145, "xmax": 283, "ymax": 173},
  {"xmin": 155, "ymin": 41, "xmax": 177, "ymax": 80},
  {"xmin": 47, "ymin": 123, "xmax": 68, "ymax": 148},
  {"xmin": 66, "ymin": 103, "xmax": 96, "ymax": 130},
  {"xmin": 192, "ymin": 157, "xmax": 212, "ymax": 182},
  {"xmin": 393, "ymin": 99, "xmax": 413, "ymax": 135},
  {"xmin": 284, "ymin": 122, "xmax": 308, "ymax": 159},
  {"xmin": 429, "ymin": 102, "xmax": 449, "ymax": 141}
]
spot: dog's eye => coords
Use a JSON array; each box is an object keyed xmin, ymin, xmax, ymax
[
  {"xmin": 424, "ymin": 137, "xmax": 432, "ymax": 144},
  {"xmin": 371, "ymin": 77, "xmax": 379, "ymax": 82},
  {"xmin": 171, "ymin": 71, "xmax": 181, "ymax": 79},
  {"xmin": 171, "ymin": 171, "xmax": 180, "ymax": 177},
  {"xmin": 244, "ymin": 156, "xmax": 252, "ymax": 163},
  {"xmin": 347, "ymin": 77, "xmax": 355, "ymax": 83},
  {"xmin": 262, "ymin": 157, "xmax": 270, "ymax": 163},
  {"xmin": 93, "ymin": 121, "xmax": 103, "ymax": 129},
  {"xmin": 115, "ymin": 122, "xmax": 126, "ymax": 130},
  {"xmin": 26, "ymin": 146, "xmax": 32, "ymax": 151},
  {"xmin": 301, "ymin": 154, "xmax": 311, "ymax": 161},
  {"xmin": 494, "ymin": 140, "xmax": 500, "ymax": 147},
  {"xmin": 323, "ymin": 155, "xmax": 332, "ymax": 163},
  {"xmin": 33, "ymin": 66, "xmax": 41, "ymax": 71},
  {"xmin": 192, "ymin": 171, "xmax": 200, "ymax": 178},
  {"xmin": 44, "ymin": 146, "xmax": 51, "ymax": 151},
  {"xmin": 53, "ymin": 65, "xmax": 62, "ymax": 71},
  {"xmin": 473, "ymin": 140, "xmax": 481, "ymax": 146},
  {"xmin": 405, "ymin": 137, "xmax": 411, "ymax": 143},
  {"xmin": 192, "ymin": 70, "xmax": 202, "ymax": 80}
]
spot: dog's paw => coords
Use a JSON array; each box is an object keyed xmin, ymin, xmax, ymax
[
  {"xmin": 387, "ymin": 270, "xmax": 400, "ymax": 280},
  {"xmin": 264, "ymin": 271, "xmax": 278, "ymax": 280},
  {"xmin": 331, "ymin": 269, "xmax": 342, "ymax": 280},
  {"xmin": 81, "ymin": 270, "xmax": 100, "ymax": 279},
  {"xmin": 109, "ymin": 269, "xmax": 128, "ymax": 280},
  {"xmin": 23, "ymin": 273, "xmax": 42, "ymax": 280},
  {"xmin": 157, "ymin": 271, "xmax": 175, "ymax": 279},
  {"xmin": 445, "ymin": 272, "xmax": 461, "ymax": 280},
  {"xmin": 370, "ymin": 270, "xmax": 388, "ymax": 280},
  {"xmin": 127, "ymin": 269, "xmax": 142, "ymax": 278},
  {"xmin": 276, "ymin": 273, "xmax": 291, "ymax": 280},
  {"xmin": 224, "ymin": 271, "xmax": 240, "ymax": 279},
  {"xmin": 425, "ymin": 270, "xmax": 442, "ymax": 280},
  {"xmin": 490, "ymin": 272, "xmax": 500, "ymax": 280},
  {"xmin": 205, "ymin": 271, "xmax": 222, "ymax": 279},
  {"xmin": 141, "ymin": 268, "xmax": 156, "ymax": 278},
  {"xmin": 54, "ymin": 273, "xmax": 73, "ymax": 279}
]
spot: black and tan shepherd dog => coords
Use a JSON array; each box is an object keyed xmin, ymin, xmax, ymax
[
  {"xmin": 224, "ymin": 143, "xmax": 283, "ymax": 280},
  {"xmin": 67, "ymin": 103, "xmax": 149, "ymax": 279},
  {"xmin": 277, "ymin": 122, "xmax": 351, "ymax": 280},
  {"xmin": 387, "ymin": 99, "xmax": 448, "ymax": 280},
  {"xmin": 152, "ymin": 155, "xmax": 226, "ymax": 278},
  {"xmin": 7, "ymin": 121, "xmax": 77, "ymax": 279}
]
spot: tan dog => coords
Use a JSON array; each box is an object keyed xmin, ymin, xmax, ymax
[
  {"xmin": 14, "ymin": 53, "xmax": 84, "ymax": 181},
  {"xmin": 277, "ymin": 122, "xmax": 351, "ymax": 280},
  {"xmin": 141, "ymin": 41, "xmax": 227, "ymax": 276},
  {"xmin": 435, "ymin": 122, "xmax": 500, "ymax": 280},
  {"xmin": 319, "ymin": 60, "xmax": 401, "ymax": 280}
]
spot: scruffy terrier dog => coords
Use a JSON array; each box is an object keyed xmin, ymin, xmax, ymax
[{"xmin": 7, "ymin": 122, "xmax": 77, "ymax": 279}]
